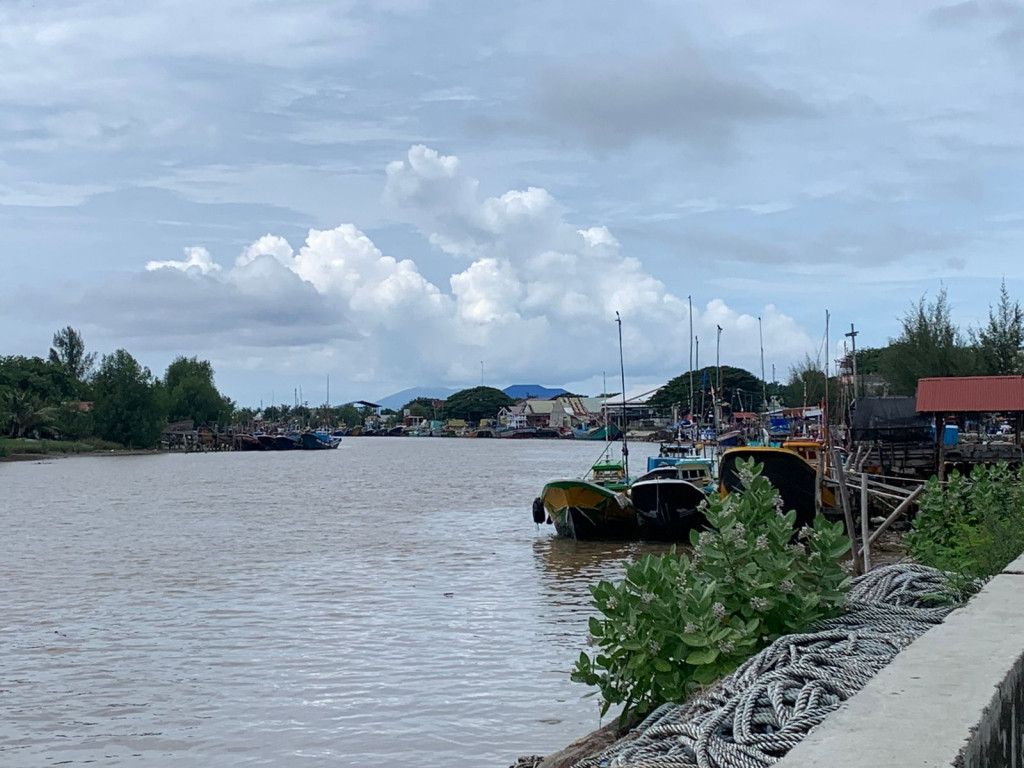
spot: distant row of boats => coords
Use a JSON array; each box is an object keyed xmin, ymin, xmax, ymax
[
  {"xmin": 535, "ymin": 439, "xmax": 835, "ymax": 541},
  {"xmin": 234, "ymin": 431, "xmax": 342, "ymax": 451},
  {"xmin": 345, "ymin": 424, "xmax": 621, "ymax": 439}
]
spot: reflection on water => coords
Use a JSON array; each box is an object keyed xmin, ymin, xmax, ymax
[{"xmin": 1, "ymin": 439, "xmax": 669, "ymax": 768}]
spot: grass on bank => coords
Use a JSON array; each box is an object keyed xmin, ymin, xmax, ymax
[{"xmin": 0, "ymin": 436, "xmax": 125, "ymax": 457}]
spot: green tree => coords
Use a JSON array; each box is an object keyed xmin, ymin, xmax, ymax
[
  {"xmin": 971, "ymin": 280, "xmax": 1024, "ymax": 375},
  {"xmin": 781, "ymin": 355, "xmax": 827, "ymax": 409},
  {"xmin": 401, "ymin": 396, "xmax": 439, "ymax": 420},
  {"xmin": 48, "ymin": 326, "xmax": 97, "ymax": 386},
  {"xmin": 879, "ymin": 287, "xmax": 974, "ymax": 395},
  {"xmin": 0, "ymin": 355, "xmax": 75, "ymax": 404},
  {"xmin": 854, "ymin": 347, "xmax": 883, "ymax": 375},
  {"xmin": 444, "ymin": 386, "xmax": 512, "ymax": 423},
  {"xmin": 163, "ymin": 356, "xmax": 234, "ymax": 426},
  {"xmin": 647, "ymin": 366, "xmax": 765, "ymax": 416},
  {"xmin": 0, "ymin": 388, "xmax": 58, "ymax": 438},
  {"xmin": 91, "ymin": 349, "xmax": 164, "ymax": 448},
  {"xmin": 336, "ymin": 403, "xmax": 364, "ymax": 428}
]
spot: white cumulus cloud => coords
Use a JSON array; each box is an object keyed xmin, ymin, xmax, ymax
[{"xmin": 67, "ymin": 145, "xmax": 816, "ymax": 396}]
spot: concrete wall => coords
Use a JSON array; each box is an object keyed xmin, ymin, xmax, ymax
[{"xmin": 778, "ymin": 555, "xmax": 1024, "ymax": 768}]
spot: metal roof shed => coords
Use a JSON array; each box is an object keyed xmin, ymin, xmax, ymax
[
  {"xmin": 915, "ymin": 376, "xmax": 1024, "ymax": 413},
  {"xmin": 915, "ymin": 376, "xmax": 1024, "ymax": 480}
]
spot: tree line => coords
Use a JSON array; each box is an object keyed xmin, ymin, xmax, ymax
[
  {"xmin": 4, "ymin": 282, "xmax": 1021, "ymax": 447},
  {"xmin": 0, "ymin": 327, "xmax": 234, "ymax": 448}
]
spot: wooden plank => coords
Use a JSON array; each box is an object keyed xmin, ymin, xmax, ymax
[{"xmin": 866, "ymin": 485, "xmax": 925, "ymax": 547}]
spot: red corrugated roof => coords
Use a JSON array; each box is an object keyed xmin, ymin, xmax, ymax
[{"xmin": 915, "ymin": 376, "xmax": 1024, "ymax": 412}]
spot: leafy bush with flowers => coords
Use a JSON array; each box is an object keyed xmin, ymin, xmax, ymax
[
  {"xmin": 907, "ymin": 462, "xmax": 1024, "ymax": 593},
  {"xmin": 571, "ymin": 458, "xmax": 852, "ymax": 721}
]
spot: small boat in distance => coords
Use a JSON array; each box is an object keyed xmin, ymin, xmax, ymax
[
  {"xmin": 299, "ymin": 431, "xmax": 341, "ymax": 450},
  {"xmin": 256, "ymin": 434, "xmax": 279, "ymax": 451},
  {"xmin": 574, "ymin": 424, "xmax": 621, "ymax": 441}
]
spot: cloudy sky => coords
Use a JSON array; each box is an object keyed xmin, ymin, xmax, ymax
[{"xmin": 3, "ymin": 0, "xmax": 1024, "ymax": 406}]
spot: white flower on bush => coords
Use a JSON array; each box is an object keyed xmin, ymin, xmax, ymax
[{"xmin": 750, "ymin": 596, "xmax": 770, "ymax": 612}]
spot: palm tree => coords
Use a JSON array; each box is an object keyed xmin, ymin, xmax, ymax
[{"xmin": 1, "ymin": 389, "xmax": 58, "ymax": 438}]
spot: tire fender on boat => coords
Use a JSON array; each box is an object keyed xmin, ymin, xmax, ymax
[{"xmin": 532, "ymin": 497, "xmax": 546, "ymax": 524}]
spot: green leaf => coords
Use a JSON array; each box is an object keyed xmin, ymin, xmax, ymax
[
  {"xmin": 652, "ymin": 658, "xmax": 673, "ymax": 672},
  {"xmin": 686, "ymin": 648, "xmax": 719, "ymax": 665}
]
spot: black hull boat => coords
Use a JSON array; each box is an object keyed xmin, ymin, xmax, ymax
[
  {"xmin": 631, "ymin": 475, "xmax": 708, "ymax": 541},
  {"xmin": 256, "ymin": 434, "xmax": 279, "ymax": 450},
  {"xmin": 718, "ymin": 447, "xmax": 835, "ymax": 528}
]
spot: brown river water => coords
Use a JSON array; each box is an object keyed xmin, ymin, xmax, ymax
[{"xmin": 1, "ymin": 438, "xmax": 670, "ymax": 767}]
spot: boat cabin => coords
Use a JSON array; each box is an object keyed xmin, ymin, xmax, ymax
[
  {"xmin": 782, "ymin": 439, "xmax": 824, "ymax": 468},
  {"xmin": 591, "ymin": 461, "xmax": 628, "ymax": 490}
]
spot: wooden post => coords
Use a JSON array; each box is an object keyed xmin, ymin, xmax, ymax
[
  {"xmin": 860, "ymin": 471, "xmax": 871, "ymax": 573},
  {"xmin": 936, "ymin": 412, "xmax": 946, "ymax": 481},
  {"xmin": 814, "ymin": 453, "xmax": 823, "ymax": 517},
  {"xmin": 831, "ymin": 447, "xmax": 861, "ymax": 575}
]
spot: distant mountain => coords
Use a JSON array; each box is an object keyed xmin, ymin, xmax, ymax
[
  {"xmin": 375, "ymin": 386, "xmax": 459, "ymax": 411},
  {"xmin": 502, "ymin": 384, "xmax": 569, "ymax": 400},
  {"xmin": 376, "ymin": 383, "xmax": 570, "ymax": 410}
]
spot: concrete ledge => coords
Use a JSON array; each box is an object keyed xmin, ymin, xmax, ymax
[{"xmin": 778, "ymin": 562, "xmax": 1024, "ymax": 768}]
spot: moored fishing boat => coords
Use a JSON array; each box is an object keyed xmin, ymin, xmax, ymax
[
  {"xmin": 234, "ymin": 434, "xmax": 264, "ymax": 451},
  {"xmin": 631, "ymin": 466, "xmax": 709, "ymax": 542},
  {"xmin": 539, "ymin": 459, "xmax": 638, "ymax": 540},
  {"xmin": 299, "ymin": 431, "xmax": 341, "ymax": 450},
  {"xmin": 718, "ymin": 447, "xmax": 835, "ymax": 528},
  {"xmin": 274, "ymin": 433, "xmax": 301, "ymax": 450}
]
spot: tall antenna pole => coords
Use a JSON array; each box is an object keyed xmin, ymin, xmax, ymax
[
  {"xmin": 480, "ymin": 360, "xmax": 484, "ymax": 387},
  {"xmin": 845, "ymin": 323, "xmax": 860, "ymax": 401},
  {"xmin": 616, "ymin": 311, "xmax": 629, "ymax": 479},
  {"xmin": 688, "ymin": 296, "xmax": 694, "ymax": 418}
]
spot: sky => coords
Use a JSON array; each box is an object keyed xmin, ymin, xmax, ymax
[{"xmin": 3, "ymin": 0, "xmax": 1024, "ymax": 407}]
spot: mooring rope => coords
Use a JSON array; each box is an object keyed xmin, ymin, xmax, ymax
[{"xmin": 570, "ymin": 564, "xmax": 955, "ymax": 768}]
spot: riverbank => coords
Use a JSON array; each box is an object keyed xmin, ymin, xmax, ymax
[{"xmin": 0, "ymin": 437, "xmax": 155, "ymax": 461}]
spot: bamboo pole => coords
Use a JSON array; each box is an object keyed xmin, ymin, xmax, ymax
[
  {"xmin": 831, "ymin": 447, "xmax": 861, "ymax": 575},
  {"xmin": 860, "ymin": 471, "xmax": 871, "ymax": 572}
]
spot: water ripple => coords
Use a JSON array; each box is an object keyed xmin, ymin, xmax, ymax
[{"xmin": 0, "ymin": 439, "xmax": 667, "ymax": 767}]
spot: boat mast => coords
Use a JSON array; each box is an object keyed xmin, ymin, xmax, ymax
[
  {"xmin": 616, "ymin": 311, "xmax": 629, "ymax": 479},
  {"xmin": 688, "ymin": 296, "xmax": 694, "ymax": 425},
  {"xmin": 714, "ymin": 325, "xmax": 722, "ymax": 440},
  {"xmin": 823, "ymin": 310, "xmax": 830, "ymax": 449},
  {"xmin": 759, "ymin": 317, "xmax": 767, "ymax": 410},
  {"xmin": 759, "ymin": 316, "xmax": 767, "ymax": 442}
]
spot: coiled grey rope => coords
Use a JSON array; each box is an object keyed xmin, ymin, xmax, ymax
[{"xmin": 573, "ymin": 564, "xmax": 955, "ymax": 768}]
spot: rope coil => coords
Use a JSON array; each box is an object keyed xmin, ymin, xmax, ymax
[{"xmin": 573, "ymin": 564, "xmax": 955, "ymax": 768}]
